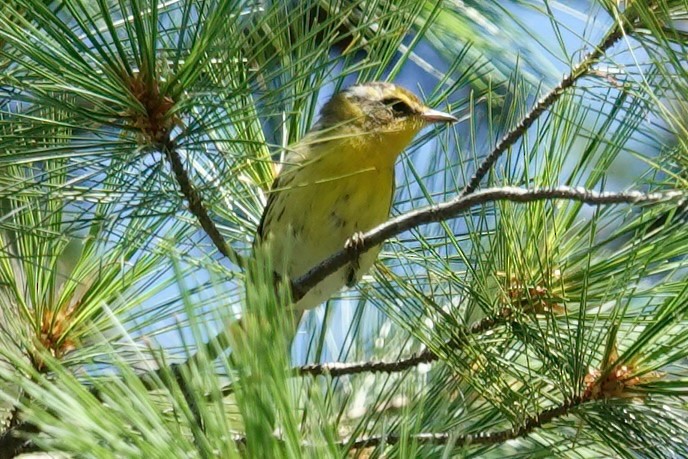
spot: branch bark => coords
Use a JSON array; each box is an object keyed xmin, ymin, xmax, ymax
[
  {"xmin": 162, "ymin": 143, "xmax": 246, "ymax": 269},
  {"xmin": 0, "ymin": 408, "xmax": 38, "ymax": 459},
  {"xmin": 228, "ymin": 394, "xmax": 588, "ymax": 450},
  {"xmin": 342, "ymin": 395, "xmax": 586, "ymax": 449},
  {"xmin": 297, "ymin": 307, "xmax": 513, "ymax": 378},
  {"xmin": 291, "ymin": 186, "xmax": 684, "ymax": 301},
  {"xmin": 460, "ymin": 19, "xmax": 627, "ymax": 196}
]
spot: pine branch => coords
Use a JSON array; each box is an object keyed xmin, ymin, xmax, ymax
[
  {"xmin": 201, "ymin": 310, "xmax": 514, "ymax": 399},
  {"xmin": 460, "ymin": 14, "xmax": 628, "ymax": 196},
  {"xmin": 162, "ymin": 142, "xmax": 246, "ymax": 269},
  {"xmin": 297, "ymin": 348, "xmax": 435, "ymax": 378},
  {"xmin": 291, "ymin": 186, "xmax": 685, "ymax": 301},
  {"xmin": 342, "ymin": 395, "xmax": 586, "ymax": 449},
  {"xmin": 160, "ymin": 141, "xmax": 242, "ymax": 451},
  {"xmin": 297, "ymin": 307, "xmax": 512, "ymax": 378},
  {"xmin": 227, "ymin": 394, "xmax": 588, "ymax": 450}
]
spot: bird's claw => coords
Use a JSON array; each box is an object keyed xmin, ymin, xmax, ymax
[
  {"xmin": 344, "ymin": 231, "xmax": 365, "ymax": 253},
  {"xmin": 344, "ymin": 232, "xmax": 365, "ymax": 287}
]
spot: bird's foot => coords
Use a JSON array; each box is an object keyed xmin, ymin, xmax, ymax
[
  {"xmin": 344, "ymin": 232, "xmax": 365, "ymax": 287},
  {"xmin": 344, "ymin": 231, "xmax": 365, "ymax": 253}
]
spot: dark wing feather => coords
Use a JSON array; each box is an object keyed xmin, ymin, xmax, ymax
[
  {"xmin": 256, "ymin": 175, "xmax": 281, "ymax": 241},
  {"xmin": 255, "ymin": 165, "xmax": 296, "ymax": 244},
  {"xmin": 255, "ymin": 146, "xmax": 306, "ymax": 242}
]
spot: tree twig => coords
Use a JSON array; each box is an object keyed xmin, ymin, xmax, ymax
[
  {"xmin": 297, "ymin": 307, "xmax": 512, "ymax": 378},
  {"xmin": 297, "ymin": 348, "xmax": 436, "ymax": 378},
  {"xmin": 342, "ymin": 395, "xmax": 586, "ymax": 449},
  {"xmin": 208, "ymin": 309, "xmax": 513, "ymax": 399},
  {"xmin": 227, "ymin": 394, "xmax": 587, "ymax": 450},
  {"xmin": 291, "ymin": 186, "xmax": 685, "ymax": 301},
  {"xmin": 460, "ymin": 21, "xmax": 627, "ymax": 196},
  {"xmin": 162, "ymin": 142, "xmax": 245, "ymax": 269}
]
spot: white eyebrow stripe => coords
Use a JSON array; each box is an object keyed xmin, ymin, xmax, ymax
[{"xmin": 345, "ymin": 83, "xmax": 397, "ymax": 100}]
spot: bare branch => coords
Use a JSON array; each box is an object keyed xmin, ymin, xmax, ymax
[
  {"xmin": 227, "ymin": 395, "xmax": 587, "ymax": 450},
  {"xmin": 461, "ymin": 18, "xmax": 628, "ymax": 196},
  {"xmin": 209, "ymin": 310, "xmax": 513, "ymax": 400},
  {"xmin": 342, "ymin": 395, "xmax": 586, "ymax": 449},
  {"xmin": 297, "ymin": 348, "xmax": 435, "ymax": 378},
  {"xmin": 162, "ymin": 143, "xmax": 245, "ymax": 269},
  {"xmin": 297, "ymin": 307, "xmax": 512, "ymax": 378},
  {"xmin": 292, "ymin": 186, "xmax": 685, "ymax": 301}
]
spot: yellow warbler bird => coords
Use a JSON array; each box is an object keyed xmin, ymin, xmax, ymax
[{"xmin": 253, "ymin": 82, "xmax": 456, "ymax": 336}]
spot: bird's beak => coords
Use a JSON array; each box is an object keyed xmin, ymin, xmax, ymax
[{"xmin": 421, "ymin": 108, "xmax": 458, "ymax": 123}]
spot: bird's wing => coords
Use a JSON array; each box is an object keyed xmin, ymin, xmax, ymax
[
  {"xmin": 256, "ymin": 177, "xmax": 279, "ymax": 242},
  {"xmin": 255, "ymin": 148, "xmax": 302, "ymax": 241},
  {"xmin": 256, "ymin": 175, "xmax": 282, "ymax": 241}
]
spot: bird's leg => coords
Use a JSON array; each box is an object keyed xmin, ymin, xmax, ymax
[{"xmin": 344, "ymin": 231, "xmax": 365, "ymax": 287}]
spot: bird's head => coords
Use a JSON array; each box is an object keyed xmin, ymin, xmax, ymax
[{"xmin": 316, "ymin": 82, "xmax": 457, "ymax": 152}]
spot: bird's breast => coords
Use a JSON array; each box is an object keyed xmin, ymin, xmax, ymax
[
  {"xmin": 262, "ymin": 136, "xmax": 397, "ymax": 310},
  {"xmin": 285, "ymin": 158, "xmax": 394, "ymax": 265}
]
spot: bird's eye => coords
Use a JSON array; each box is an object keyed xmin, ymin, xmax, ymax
[{"xmin": 382, "ymin": 98, "xmax": 415, "ymax": 117}]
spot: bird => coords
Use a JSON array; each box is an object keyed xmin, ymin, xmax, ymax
[{"xmin": 248, "ymin": 82, "xmax": 457, "ymax": 338}]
